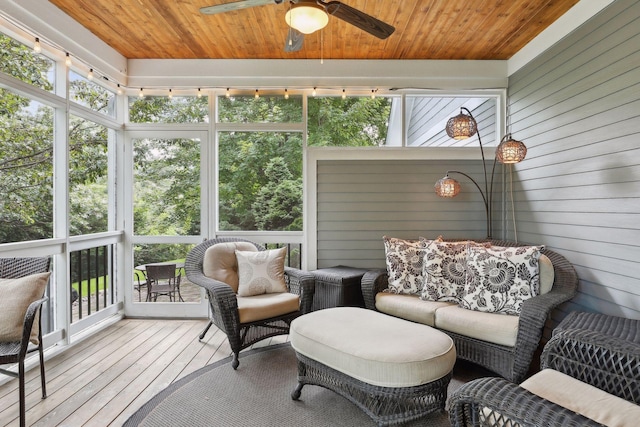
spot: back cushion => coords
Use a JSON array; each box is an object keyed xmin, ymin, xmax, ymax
[
  {"xmin": 203, "ymin": 242, "xmax": 258, "ymax": 293},
  {"xmin": 539, "ymin": 254, "xmax": 555, "ymax": 294}
]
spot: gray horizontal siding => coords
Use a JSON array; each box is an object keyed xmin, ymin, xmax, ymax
[
  {"xmin": 316, "ymin": 159, "xmax": 502, "ymax": 268},
  {"xmin": 406, "ymin": 97, "xmax": 497, "ymax": 147},
  {"xmin": 507, "ymin": 0, "xmax": 640, "ymax": 321}
]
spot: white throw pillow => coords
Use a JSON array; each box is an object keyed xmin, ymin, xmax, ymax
[
  {"xmin": 236, "ymin": 247, "xmax": 288, "ymax": 297},
  {"xmin": 383, "ymin": 236, "xmax": 431, "ymax": 295},
  {"xmin": 420, "ymin": 240, "xmax": 470, "ymax": 303},
  {"xmin": 460, "ymin": 245, "xmax": 543, "ymax": 315},
  {"xmin": 0, "ymin": 272, "xmax": 51, "ymax": 345}
]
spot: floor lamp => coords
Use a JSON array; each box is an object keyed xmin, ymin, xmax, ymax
[{"xmin": 434, "ymin": 107, "xmax": 527, "ymax": 239}]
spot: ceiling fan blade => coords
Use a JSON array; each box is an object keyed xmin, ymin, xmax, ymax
[
  {"xmin": 322, "ymin": 1, "xmax": 395, "ymax": 39},
  {"xmin": 200, "ymin": 0, "xmax": 277, "ymax": 15},
  {"xmin": 284, "ymin": 28, "xmax": 304, "ymax": 52}
]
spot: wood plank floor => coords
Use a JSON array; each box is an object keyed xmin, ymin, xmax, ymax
[{"xmin": 0, "ymin": 318, "xmax": 287, "ymax": 427}]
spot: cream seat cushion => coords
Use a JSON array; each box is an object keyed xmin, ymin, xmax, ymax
[
  {"xmin": 290, "ymin": 307, "xmax": 456, "ymax": 388},
  {"xmin": 375, "ymin": 293, "xmax": 454, "ymax": 327},
  {"xmin": 236, "ymin": 292, "xmax": 299, "ymax": 324},
  {"xmin": 434, "ymin": 305, "xmax": 519, "ymax": 347},
  {"xmin": 202, "ymin": 241, "xmax": 257, "ymax": 293},
  {"xmin": 521, "ymin": 369, "xmax": 640, "ymax": 426}
]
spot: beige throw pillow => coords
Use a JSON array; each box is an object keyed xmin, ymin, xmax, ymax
[
  {"xmin": 236, "ymin": 247, "xmax": 288, "ymax": 297},
  {"xmin": 0, "ymin": 272, "xmax": 51, "ymax": 345}
]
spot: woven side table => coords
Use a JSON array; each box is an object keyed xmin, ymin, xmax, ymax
[{"xmin": 311, "ymin": 266, "xmax": 369, "ymax": 311}]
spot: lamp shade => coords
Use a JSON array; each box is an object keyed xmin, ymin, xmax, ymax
[
  {"xmin": 285, "ymin": 3, "xmax": 329, "ymax": 34},
  {"xmin": 497, "ymin": 135, "xmax": 527, "ymax": 164},
  {"xmin": 446, "ymin": 111, "xmax": 477, "ymax": 140},
  {"xmin": 435, "ymin": 176, "xmax": 461, "ymax": 198}
]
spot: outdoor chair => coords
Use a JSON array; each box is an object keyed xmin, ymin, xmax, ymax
[
  {"xmin": 185, "ymin": 238, "xmax": 315, "ymax": 369},
  {"xmin": 449, "ymin": 311, "xmax": 640, "ymax": 426},
  {"xmin": 145, "ymin": 264, "xmax": 179, "ymax": 302},
  {"xmin": 0, "ymin": 257, "xmax": 51, "ymax": 427}
]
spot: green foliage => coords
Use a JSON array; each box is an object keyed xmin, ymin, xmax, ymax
[
  {"xmin": 308, "ymin": 97, "xmax": 392, "ymax": 146},
  {"xmin": 1, "ymin": 33, "xmax": 393, "ymax": 244},
  {"xmin": 252, "ymin": 157, "xmax": 303, "ymax": 231},
  {"xmin": 129, "ymin": 96, "xmax": 209, "ymax": 123},
  {"xmin": 218, "ymin": 132, "xmax": 302, "ymax": 231},
  {"xmin": 218, "ymin": 95, "xmax": 302, "ymax": 123}
]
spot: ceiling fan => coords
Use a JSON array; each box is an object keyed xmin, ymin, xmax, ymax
[{"xmin": 200, "ymin": 0, "xmax": 395, "ymax": 52}]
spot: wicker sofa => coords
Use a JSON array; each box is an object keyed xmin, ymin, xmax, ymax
[
  {"xmin": 449, "ymin": 311, "xmax": 640, "ymax": 426},
  {"xmin": 361, "ymin": 239, "xmax": 578, "ymax": 383}
]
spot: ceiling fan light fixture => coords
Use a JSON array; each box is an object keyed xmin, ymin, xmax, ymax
[{"xmin": 285, "ymin": 3, "xmax": 329, "ymax": 34}]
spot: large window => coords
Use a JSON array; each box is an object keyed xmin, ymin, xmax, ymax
[
  {"xmin": 69, "ymin": 71, "xmax": 116, "ymax": 117},
  {"xmin": 133, "ymin": 137, "xmax": 201, "ymax": 236},
  {"xmin": 218, "ymin": 132, "xmax": 302, "ymax": 231},
  {"xmin": 69, "ymin": 116, "xmax": 110, "ymax": 235},
  {"xmin": 0, "ymin": 34, "xmax": 54, "ymax": 92},
  {"xmin": 0, "ymin": 92, "xmax": 54, "ymax": 243},
  {"xmin": 129, "ymin": 95, "xmax": 209, "ymax": 123},
  {"xmin": 307, "ymin": 96, "xmax": 394, "ymax": 146},
  {"xmin": 216, "ymin": 95, "xmax": 304, "ymax": 232}
]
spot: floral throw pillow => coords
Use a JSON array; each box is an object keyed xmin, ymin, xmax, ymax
[
  {"xmin": 460, "ymin": 245, "xmax": 544, "ymax": 315},
  {"xmin": 383, "ymin": 236, "xmax": 430, "ymax": 295},
  {"xmin": 419, "ymin": 240, "xmax": 470, "ymax": 303}
]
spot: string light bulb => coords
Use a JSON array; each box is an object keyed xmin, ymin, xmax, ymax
[
  {"xmin": 342, "ymin": 89, "xmax": 346, "ymax": 99},
  {"xmin": 371, "ymin": 89, "xmax": 376, "ymax": 99},
  {"xmin": 197, "ymin": 88, "xmax": 202, "ymax": 98},
  {"xmin": 65, "ymin": 53, "xmax": 72, "ymax": 67},
  {"xmin": 255, "ymin": 89, "xmax": 259, "ymax": 99},
  {"xmin": 312, "ymin": 87, "xmax": 317, "ymax": 97},
  {"xmin": 117, "ymin": 84, "xmax": 123, "ymax": 95},
  {"xmin": 87, "ymin": 68, "xmax": 94, "ymax": 80},
  {"xmin": 139, "ymin": 88, "xmax": 144, "ymax": 98},
  {"xmin": 168, "ymin": 88, "xmax": 173, "ymax": 99},
  {"xmin": 284, "ymin": 89, "xmax": 289, "ymax": 99},
  {"xmin": 226, "ymin": 88, "xmax": 230, "ymax": 98},
  {"xmin": 33, "ymin": 37, "xmax": 42, "ymax": 54}
]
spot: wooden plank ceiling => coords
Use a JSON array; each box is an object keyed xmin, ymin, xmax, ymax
[{"xmin": 49, "ymin": 0, "xmax": 580, "ymax": 60}]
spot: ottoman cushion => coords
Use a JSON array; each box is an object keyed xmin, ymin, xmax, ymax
[{"xmin": 290, "ymin": 307, "xmax": 456, "ymax": 388}]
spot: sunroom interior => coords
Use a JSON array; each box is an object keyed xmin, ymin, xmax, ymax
[{"xmin": 0, "ymin": 0, "xmax": 639, "ymax": 425}]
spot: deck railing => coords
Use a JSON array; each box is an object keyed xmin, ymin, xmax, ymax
[{"xmin": 69, "ymin": 243, "xmax": 115, "ymax": 322}]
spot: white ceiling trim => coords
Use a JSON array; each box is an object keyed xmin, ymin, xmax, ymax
[{"xmin": 126, "ymin": 59, "xmax": 509, "ymax": 90}]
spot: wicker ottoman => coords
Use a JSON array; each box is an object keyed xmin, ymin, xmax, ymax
[{"xmin": 290, "ymin": 307, "xmax": 456, "ymax": 426}]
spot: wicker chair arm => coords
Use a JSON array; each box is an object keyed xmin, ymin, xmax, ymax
[
  {"xmin": 449, "ymin": 377, "xmax": 601, "ymax": 427},
  {"xmin": 541, "ymin": 329, "xmax": 640, "ymax": 403},
  {"xmin": 361, "ymin": 269, "xmax": 388, "ymax": 310},
  {"xmin": 19, "ymin": 297, "xmax": 48, "ymax": 357},
  {"xmin": 187, "ymin": 268, "xmax": 240, "ymax": 333},
  {"xmin": 284, "ymin": 267, "xmax": 315, "ymax": 314}
]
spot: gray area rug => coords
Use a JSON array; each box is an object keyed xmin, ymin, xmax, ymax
[{"xmin": 124, "ymin": 343, "xmax": 492, "ymax": 427}]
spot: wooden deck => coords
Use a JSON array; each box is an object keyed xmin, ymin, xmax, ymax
[{"xmin": 0, "ymin": 318, "xmax": 287, "ymax": 427}]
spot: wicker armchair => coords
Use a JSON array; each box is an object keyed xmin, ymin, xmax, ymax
[
  {"xmin": 185, "ymin": 238, "xmax": 315, "ymax": 369},
  {"xmin": 361, "ymin": 239, "xmax": 578, "ymax": 383},
  {"xmin": 541, "ymin": 311, "xmax": 640, "ymax": 404},
  {"xmin": 449, "ymin": 311, "xmax": 640, "ymax": 426},
  {"xmin": 0, "ymin": 257, "xmax": 51, "ymax": 427}
]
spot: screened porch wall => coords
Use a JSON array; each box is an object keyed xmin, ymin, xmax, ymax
[
  {"xmin": 507, "ymin": 0, "xmax": 640, "ymax": 320},
  {"xmin": 315, "ymin": 159, "xmax": 503, "ymax": 269}
]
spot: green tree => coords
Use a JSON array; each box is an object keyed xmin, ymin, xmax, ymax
[
  {"xmin": 307, "ymin": 97, "xmax": 392, "ymax": 146},
  {"xmin": 252, "ymin": 157, "xmax": 303, "ymax": 231}
]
